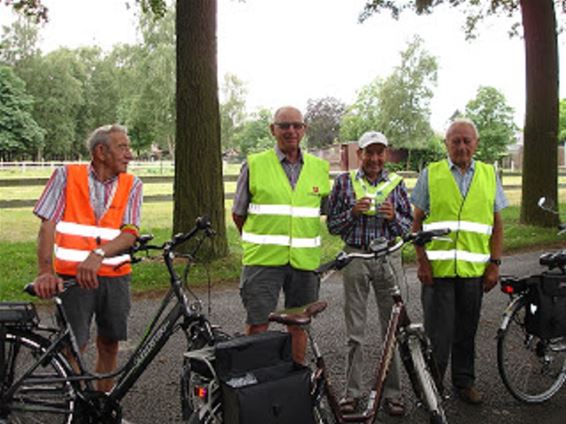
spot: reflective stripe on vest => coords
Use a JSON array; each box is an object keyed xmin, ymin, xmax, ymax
[
  {"xmin": 54, "ymin": 165, "xmax": 134, "ymax": 277},
  {"xmin": 424, "ymin": 160, "xmax": 496, "ymax": 278},
  {"xmin": 349, "ymin": 171, "xmax": 402, "ymax": 216},
  {"xmin": 247, "ymin": 204, "xmax": 320, "ymax": 217},
  {"xmin": 242, "ymin": 149, "xmax": 330, "ymax": 271}
]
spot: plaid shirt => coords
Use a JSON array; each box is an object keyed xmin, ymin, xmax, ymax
[{"xmin": 326, "ymin": 169, "xmax": 412, "ymax": 249}]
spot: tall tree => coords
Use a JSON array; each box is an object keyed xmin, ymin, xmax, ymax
[
  {"xmin": 376, "ymin": 36, "xmax": 437, "ymax": 167},
  {"xmin": 123, "ymin": 9, "xmax": 176, "ymax": 157},
  {"xmin": 360, "ymin": 0, "xmax": 560, "ymax": 226},
  {"xmin": 220, "ymin": 73, "xmax": 247, "ymax": 152},
  {"xmin": 0, "ymin": 65, "xmax": 43, "ymax": 160},
  {"xmin": 558, "ymin": 99, "xmax": 566, "ymax": 143},
  {"xmin": 233, "ymin": 108, "xmax": 273, "ymax": 157},
  {"xmin": 340, "ymin": 79, "xmax": 382, "ymax": 142},
  {"xmin": 174, "ymin": 0, "xmax": 227, "ymax": 256},
  {"xmin": 465, "ymin": 86, "xmax": 517, "ymax": 164},
  {"xmin": 304, "ymin": 96, "xmax": 346, "ymax": 149}
]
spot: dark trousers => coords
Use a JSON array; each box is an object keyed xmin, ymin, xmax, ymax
[{"xmin": 421, "ymin": 277, "xmax": 483, "ymax": 389}]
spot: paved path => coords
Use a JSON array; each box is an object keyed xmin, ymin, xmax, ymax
[{"xmin": 79, "ymin": 249, "xmax": 566, "ymax": 423}]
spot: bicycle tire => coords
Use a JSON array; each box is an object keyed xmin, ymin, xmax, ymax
[
  {"xmin": 0, "ymin": 329, "xmax": 76, "ymax": 423},
  {"xmin": 408, "ymin": 336, "xmax": 447, "ymax": 424},
  {"xmin": 497, "ymin": 296, "xmax": 566, "ymax": 403}
]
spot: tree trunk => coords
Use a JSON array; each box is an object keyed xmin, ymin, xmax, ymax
[
  {"xmin": 174, "ymin": 0, "xmax": 228, "ymax": 256},
  {"xmin": 519, "ymin": 0, "xmax": 560, "ymax": 226}
]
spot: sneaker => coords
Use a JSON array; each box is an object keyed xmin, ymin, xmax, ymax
[
  {"xmin": 384, "ymin": 397, "xmax": 406, "ymax": 417},
  {"xmin": 338, "ymin": 397, "xmax": 359, "ymax": 414},
  {"xmin": 456, "ymin": 386, "xmax": 483, "ymax": 405}
]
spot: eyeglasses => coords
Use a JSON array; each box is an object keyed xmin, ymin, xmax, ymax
[{"xmin": 274, "ymin": 122, "xmax": 306, "ymax": 130}]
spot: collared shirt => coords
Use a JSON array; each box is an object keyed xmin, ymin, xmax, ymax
[
  {"xmin": 326, "ymin": 168, "xmax": 413, "ymax": 249},
  {"xmin": 33, "ymin": 164, "xmax": 143, "ymax": 227},
  {"xmin": 232, "ymin": 146, "xmax": 306, "ymax": 216},
  {"xmin": 410, "ymin": 157, "xmax": 508, "ymax": 214}
]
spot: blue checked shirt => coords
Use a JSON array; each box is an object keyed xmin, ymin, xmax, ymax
[{"xmin": 326, "ymin": 169, "xmax": 413, "ymax": 249}]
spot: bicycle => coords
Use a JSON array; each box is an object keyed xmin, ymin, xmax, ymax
[
  {"xmin": 497, "ymin": 201, "xmax": 566, "ymax": 403},
  {"xmin": 266, "ymin": 229, "xmax": 450, "ymax": 424},
  {"xmin": 0, "ymin": 216, "xmax": 226, "ymax": 424}
]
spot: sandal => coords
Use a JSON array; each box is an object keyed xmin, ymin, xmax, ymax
[
  {"xmin": 339, "ymin": 397, "xmax": 359, "ymax": 414},
  {"xmin": 384, "ymin": 397, "xmax": 406, "ymax": 417}
]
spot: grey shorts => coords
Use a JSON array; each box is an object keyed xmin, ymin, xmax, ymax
[
  {"xmin": 60, "ymin": 274, "xmax": 131, "ymax": 348},
  {"xmin": 240, "ymin": 265, "xmax": 320, "ymax": 325}
]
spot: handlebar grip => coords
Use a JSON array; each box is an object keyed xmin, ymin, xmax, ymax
[
  {"xmin": 196, "ymin": 216, "xmax": 212, "ymax": 230},
  {"xmin": 23, "ymin": 280, "xmax": 77, "ymax": 297},
  {"xmin": 24, "ymin": 283, "xmax": 36, "ymax": 296},
  {"xmin": 316, "ymin": 260, "xmax": 338, "ymax": 275}
]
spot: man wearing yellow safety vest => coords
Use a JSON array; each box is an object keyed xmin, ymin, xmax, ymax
[
  {"xmin": 327, "ymin": 131, "xmax": 412, "ymax": 416},
  {"xmin": 32, "ymin": 125, "xmax": 142, "ymax": 392},
  {"xmin": 232, "ymin": 106, "xmax": 330, "ymax": 364},
  {"xmin": 411, "ymin": 118, "xmax": 507, "ymax": 405}
]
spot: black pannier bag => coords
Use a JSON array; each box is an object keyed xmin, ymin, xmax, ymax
[
  {"xmin": 525, "ymin": 272, "xmax": 566, "ymax": 339},
  {"xmin": 214, "ymin": 331, "xmax": 314, "ymax": 424}
]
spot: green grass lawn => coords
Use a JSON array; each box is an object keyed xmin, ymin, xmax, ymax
[{"xmin": 1, "ymin": 200, "xmax": 565, "ymax": 302}]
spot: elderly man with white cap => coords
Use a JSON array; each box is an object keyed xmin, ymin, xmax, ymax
[{"xmin": 327, "ymin": 131, "xmax": 412, "ymax": 416}]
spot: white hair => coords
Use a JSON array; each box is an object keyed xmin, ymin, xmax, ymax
[
  {"xmin": 86, "ymin": 124, "xmax": 128, "ymax": 154},
  {"xmin": 446, "ymin": 118, "xmax": 479, "ymax": 139}
]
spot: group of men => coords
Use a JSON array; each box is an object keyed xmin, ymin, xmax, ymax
[{"xmin": 32, "ymin": 105, "xmax": 506, "ymax": 416}]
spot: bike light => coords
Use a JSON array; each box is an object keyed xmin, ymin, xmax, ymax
[
  {"xmin": 501, "ymin": 284, "xmax": 514, "ymax": 295},
  {"xmin": 194, "ymin": 386, "xmax": 208, "ymax": 400}
]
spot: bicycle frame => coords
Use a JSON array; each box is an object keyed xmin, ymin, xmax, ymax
[
  {"xmin": 308, "ymin": 286, "xmax": 415, "ymax": 423},
  {"xmin": 290, "ymin": 230, "xmax": 449, "ymax": 424},
  {"xmin": 2, "ymin": 218, "xmax": 217, "ymax": 421}
]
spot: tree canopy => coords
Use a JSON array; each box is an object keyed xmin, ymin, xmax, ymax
[
  {"xmin": 304, "ymin": 97, "xmax": 346, "ymax": 149},
  {"xmin": 0, "ymin": 65, "xmax": 43, "ymax": 160},
  {"xmin": 464, "ymin": 86, "xmax": 517, "ymax": 163}
]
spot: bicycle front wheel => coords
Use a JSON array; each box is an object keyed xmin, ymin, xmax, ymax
[
  {"xmin": 0, "ymin": 329, "xmax": 76, "ymax": 423},
  {"xmin": 407, "ymin": 336, "xmax": 447, "ymax": 424},
  {"xmin": 497, "ymin": 296, "xmax": 566, "ymax": 403}
]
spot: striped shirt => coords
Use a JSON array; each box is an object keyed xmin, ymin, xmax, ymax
[
  {"xmin": 33, "ymin": 164, "xmax": 143, "ymax": 228},
  {"xmin": 326, "ymin": 169, "xmax": 413, "ymax": 249}
]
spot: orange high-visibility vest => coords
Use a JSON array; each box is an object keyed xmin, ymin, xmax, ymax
[{"xmin": 54, "ymin": 165, "xmax": 134, "ymax": 277}]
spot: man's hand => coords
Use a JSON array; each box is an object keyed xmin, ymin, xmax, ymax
[
  {"xmin": 76, "ymin": 253, "xmax": 104, "ymax": 289},
  {"xmin": 352, "ymin": 197, "xmax": 372, "ymax": 216},
  {"xmin": 377, "ymin": 200, "xmax": 395, "ymax": 221},
  {"xmin": 417, "ymin": 258, "xmax": 434, "ymax": 285},
  {"xmin": 33, "ymin": 273, "xmax": 64, "ymax": 298},
  {"xmin": 482, "ymin": 263, "xmax": 499, "ymax": 293}
]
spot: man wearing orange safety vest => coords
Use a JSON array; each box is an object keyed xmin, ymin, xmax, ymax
[{"xmin": 32, "ymin": 124, "xmax": 143, "ymax": 392}]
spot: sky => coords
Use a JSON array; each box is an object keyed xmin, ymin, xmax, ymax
[{"xmin": 1, "ymin": 0, "xmax": 565, "ymax": 133}]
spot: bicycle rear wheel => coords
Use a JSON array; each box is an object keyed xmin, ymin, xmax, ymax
[
  {"xmin": 497, "ymin": 297, "xmax": 566, "ymax": 403},
  {"xmin": 407, "ymin": 336, "xmax": 447, "ymax": 424},
  {"xmin": 0, "ymin": 329, "xmax": 76, "ymax": 423}
]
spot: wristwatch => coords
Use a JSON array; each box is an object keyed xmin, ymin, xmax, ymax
[
  {"xmin": 488, "ymin": 258, "xmax": 502, "ymax": 266},
  {"xmin": 92, "ymin": 248, "xmax": 106, "ymax": 258}
]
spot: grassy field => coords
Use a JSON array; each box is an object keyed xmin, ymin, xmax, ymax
[
  {"xmin": 1, "ymin": 199, "xmax": 565, "ymax": 302},
  {"xmin": 1, "ymin": 165, "xmax": 565, "ymax": 302}
]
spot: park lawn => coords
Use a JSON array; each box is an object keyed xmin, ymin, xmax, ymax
[{"xmin": 1, "ymin": 204, "xmax": 564, "ymax": 302}]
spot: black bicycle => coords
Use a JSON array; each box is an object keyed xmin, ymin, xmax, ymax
[
  {"xmin": 497, "ymin": 199, "xmax": 566, "ymax": 403},
  {"xmin": 0, "ymin": 216, "xmax": 227, "ymax": 423}
]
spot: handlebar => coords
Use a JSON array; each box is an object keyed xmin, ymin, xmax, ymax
[
  {"xmin": 25, "ymin": 216, "xmax": 216, "ymax": 297},
  {"xmin": 316, "ymin": 228, "xmax": 450, "ymax": 274}
]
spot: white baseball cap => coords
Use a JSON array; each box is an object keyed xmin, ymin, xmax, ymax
[{"xmin": 358, "ymin": 131, "xmax": 388, "ymax": 149}]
